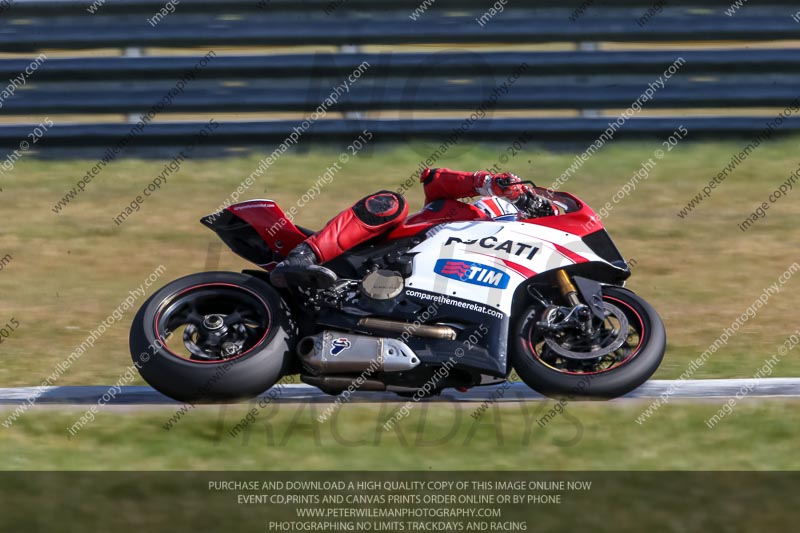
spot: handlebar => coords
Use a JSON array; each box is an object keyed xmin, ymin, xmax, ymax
[{"xmin": 495, "ymin": 177, "xmax": 538, "ymax": 188}]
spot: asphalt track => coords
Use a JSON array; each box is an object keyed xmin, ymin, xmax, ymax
[{"xmin": 1, "ymin": 379, "xmax": 799, "ymax": 405}]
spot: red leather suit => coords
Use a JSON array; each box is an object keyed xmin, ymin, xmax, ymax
[{"xmin": 305, "ymin": 167, "xmax": 487, "ymax": 263}]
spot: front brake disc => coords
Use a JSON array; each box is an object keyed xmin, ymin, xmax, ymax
[{"xmin": 542, "ymin": 302, "xmax": 629, "ymax": 360}]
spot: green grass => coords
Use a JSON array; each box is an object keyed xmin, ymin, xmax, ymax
[
  {"xmin": 2, "ymin": 138, "xmax": 800, "ymax": 471},
  {"xmin": 1, "ymin": 139, "xmax": 799, "ymax": 385},
  {"xmin": 2, "ymin": 401, "xmax": 799, "ymax": 470}
]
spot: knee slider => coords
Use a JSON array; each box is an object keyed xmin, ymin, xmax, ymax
[{"xmin": 354, "ymin": 191, "xmax": 407, "ymax": 226}]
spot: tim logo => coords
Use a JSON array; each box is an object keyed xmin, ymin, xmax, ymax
[
  {"xmin": 434, "ymin": 259, "xmax": 510, "ymax": 289},
  {"xmin": 330, "ymin": 337, "xmax": 352, "ymax": 356}
]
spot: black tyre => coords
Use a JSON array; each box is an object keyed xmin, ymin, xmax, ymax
[
  {"xmin": 129, "ymin": 271, "xmax": 297, "ymax": 402},
  {"xmin": 510, "ymin": 286, "xmax": 666, "ymax": 399}
]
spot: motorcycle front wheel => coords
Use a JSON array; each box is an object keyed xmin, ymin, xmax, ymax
[
  {"xmin": 510, "ymin": 286, "xmax": 666, "ymax": 399},
  {"xmin": 129, "ymin": 271, "xmax": 297, "ymax": 402}
]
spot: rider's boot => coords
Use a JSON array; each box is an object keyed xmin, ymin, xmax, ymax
[{"xmin": 268, "ymin": 242, "xmax": 337, "ymax": 289}]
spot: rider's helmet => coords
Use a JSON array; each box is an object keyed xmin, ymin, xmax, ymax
[{"xmin": 473, "ymin": 196, "xmax": 520, "ymax": 221}]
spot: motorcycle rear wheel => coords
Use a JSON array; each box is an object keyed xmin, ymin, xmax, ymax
[{"xmin": 129, "ymin": 271, "xmax": 296, "ymax": 403}]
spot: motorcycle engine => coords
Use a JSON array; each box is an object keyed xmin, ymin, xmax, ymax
[{"xmin": 360, "ymin": 269, "xmax": 404, "ymax": 300}]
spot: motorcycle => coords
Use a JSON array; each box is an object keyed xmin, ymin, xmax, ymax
[{"xmin": 129, "ymin": 180, "xmax": 666, "ymax": 402}]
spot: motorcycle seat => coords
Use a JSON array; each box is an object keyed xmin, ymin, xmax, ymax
[{"xmin": 295, "ymin": 225, "xmax": 315, "ymax": 237}]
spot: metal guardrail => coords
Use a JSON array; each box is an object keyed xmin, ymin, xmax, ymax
[
  {"xmin": 3, "ymin": 12, "xmax": 800, "ymax": 51},
  {"xmin": 2, "ymin": 118, "xmax": 798, "ymax": 148},
  {"xmin": 4, "ymin": 50, "xmax": 800, "ymax": 81},
  {"xmin": 4, "ymin": 77, "xmax": 800, "ymax": 115},
  {"xmin": 0, "ymin": 1, "xmax": 799, "ymax": 148}
]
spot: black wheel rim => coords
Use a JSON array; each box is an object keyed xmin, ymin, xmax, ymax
[
  {"xmin": 153, "ymin": 282, "xmax": 271, "ymax": 363},
  {"xmin": 524, "ymin": 295, "xmax": 645, "ymax": 376}
]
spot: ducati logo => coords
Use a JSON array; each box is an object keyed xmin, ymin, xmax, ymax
[
  {"xmin": 445, "ymin": 236, "xmax": 539, "ymax": 260},
  {"xmin": 434, "ymin": 259, "xmax": 510, "ymax": 289}
]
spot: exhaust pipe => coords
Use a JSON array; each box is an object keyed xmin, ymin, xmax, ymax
[
  {"xmin": 358, "ymin": 317, "xmax": 457, "ymax": 340},
  {"xmin": 297, "ymin": 331, "xmax": 421, "ymax": 374},
  {"xmin": 301, "ymin": 375, "xmax": 387, "ymax": 393},
  {"xmin": 301, "ymin": 375, "xmax": 421, "ymax": 395}
]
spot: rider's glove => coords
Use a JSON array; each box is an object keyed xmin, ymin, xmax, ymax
[{"xmin": 473, "ymin": 171, "xmax": 528, "ymax": 201}]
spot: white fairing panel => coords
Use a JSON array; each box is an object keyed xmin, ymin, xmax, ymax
[{"xmin": 405, "ymin": 221, "xmax": 612, "ymax": 317}]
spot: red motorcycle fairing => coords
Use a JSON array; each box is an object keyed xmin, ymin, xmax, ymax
[
  {"xmin": 386, "ymin": 198, "xmax": 488, "ymax": 240},
  {"xmin": 225, "ymin": 189, "xmax": 603, "ymax": 271},
  {"xmin": 524, "ymin": 188, "xmax": 604, "ymax": 238},
  {"xmin": 227, "ymin": 200, "xmax": 307, "ymax": 256},
  {"xmin": 385, "ymin": 189, "xmax": 603, "ymax": 243},
  {"xmin": 386, "ymin": 189, "xmax": 603, "ymax": 243},
  {"xmin": 228, "ymin": 198, "xmax": 487, "ymax": 260}
]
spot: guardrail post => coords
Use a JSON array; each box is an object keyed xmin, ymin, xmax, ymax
[
  {"xmin": 340, "ymin": 45, "xmax": 364, "ymax": 120},
  {"xmin": 578, "ymin": 42, "xmax": 601, "ymax": 118},
  {"xmin": 123, "ymin": 47, "xmax": 146, "ymax": 123}
]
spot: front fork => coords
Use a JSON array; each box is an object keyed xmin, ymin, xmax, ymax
[
  {"xmin": 555, "ymin": 269, "xmax": 582, "ymax": 307},
  {"xmin": 540, "ymin": 269, "xmax": 605, "ymax": 336}
]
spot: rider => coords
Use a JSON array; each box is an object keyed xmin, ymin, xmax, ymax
[{"xmin": 270, "ymin": 167, "xmax": 551, "ymax": 288}]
